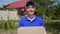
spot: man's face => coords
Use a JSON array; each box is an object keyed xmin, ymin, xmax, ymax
[{"xmin": 26, "ymin": 5, "xmax": 35, "ymax": 15}]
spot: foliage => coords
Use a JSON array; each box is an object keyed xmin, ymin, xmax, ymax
[
  {"xmin": 0, "ymin": 20, "xmax": 19, "ymax": 30},
  {"xmin": 33, "ymin": 0, "xmax": 60, "ymax": 20}
]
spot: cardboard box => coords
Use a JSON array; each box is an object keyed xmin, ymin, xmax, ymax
[{"xmin": 17, "ymin": 26, "xmax": 46, "ymax": 34}]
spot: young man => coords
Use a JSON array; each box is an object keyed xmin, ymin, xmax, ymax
[{"xmin": 18, "ymin": 1, "xmax": 44, "ymax": 27}]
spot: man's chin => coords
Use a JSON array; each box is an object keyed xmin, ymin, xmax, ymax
[{"xmin": 28, "ymin": 14, "xmax": 34, "ymax": 15}]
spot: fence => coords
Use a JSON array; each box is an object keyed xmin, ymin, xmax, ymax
[
  {"xmin": 0, "ymin": 10, "xmax": 19, "ymax": 20},
  {"xmin": 0, "ymin": 10, "xmax": 19, "ymax": 34},
  {"xmin": 0, "ymin": 17, "xmax": 19, "ymax": 34}
]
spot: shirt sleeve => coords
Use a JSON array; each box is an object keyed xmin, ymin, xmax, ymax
[
  {"xmin": 39, "ymin": 19, "xmax": 45, "ymax": 27},
  {"xmin": 18, "ymin": 19, "xmax": 23, "ymax": 27}
]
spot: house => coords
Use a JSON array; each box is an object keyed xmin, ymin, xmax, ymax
[{"xmin": 5, "ymin": 0, "xmax": 29, "ymax": 16}]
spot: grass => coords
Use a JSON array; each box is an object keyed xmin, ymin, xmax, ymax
[{"xmin": 0, "ymin": 29, "xmax": 17, "ymax": 34}]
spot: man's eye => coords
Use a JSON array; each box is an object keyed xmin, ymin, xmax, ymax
[{"xmin": 31, "ymin": 7, "xmax": 34, "ymax": 8}]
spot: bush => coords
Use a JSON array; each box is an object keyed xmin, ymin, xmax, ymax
[{"xmin": 0, "ymin": 20, "xmax": 19, "ymax": 30}]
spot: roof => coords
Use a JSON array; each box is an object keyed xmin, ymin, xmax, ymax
[{"xmin": 5, "ymin": 0, "xmax": 29, "ymax": 8}]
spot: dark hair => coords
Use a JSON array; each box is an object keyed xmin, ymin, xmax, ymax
[
  {"xmin": 34, "ymin": 11, "xmax": 38, "ymax": 16},
  {"xmin": 26, "ymin": 1, "xmax": 35, "ymax": 7}
]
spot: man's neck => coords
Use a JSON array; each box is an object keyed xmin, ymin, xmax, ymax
[{"xmin": 28, "ymin": 14, "xmax": 35, "ymax": 19}]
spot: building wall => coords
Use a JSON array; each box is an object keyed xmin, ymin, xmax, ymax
[{"xmin": 0, "ymin": 10, "xmax": 20, "ymax": 20}]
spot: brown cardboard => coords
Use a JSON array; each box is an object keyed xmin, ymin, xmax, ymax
[{"xmin": 17, "ymin": 26, "xmax": 46, "ymax": 34}]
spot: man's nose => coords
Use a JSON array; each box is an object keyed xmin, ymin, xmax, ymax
[
  {"xmin": 29, "ymin": 8, "xmax": 32, "ymax": 9},
  {"xmin": 30, "ymin": 9, "xmax": 32, "ymax": 11}
]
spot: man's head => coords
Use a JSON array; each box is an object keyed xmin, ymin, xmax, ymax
[{"xmin": 25, "ymin": 1, "xmax": 36, "ymax": 15}]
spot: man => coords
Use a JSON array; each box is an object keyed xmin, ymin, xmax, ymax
[{"xmin": 18, "ymin": 1, "xmax": 44, "ymax": 27}]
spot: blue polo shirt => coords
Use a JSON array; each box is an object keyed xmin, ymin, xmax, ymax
[{"xmin": 19, "ymin": 15, "xmax": 44, "ymax": 27}]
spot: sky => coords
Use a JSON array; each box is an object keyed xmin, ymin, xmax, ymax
[
  {"xmin": 52, "ymin": 0, "xmax": 60, "ymax": 5},
  {"xmin": 0, "ymin": 0, "xmax": 20, "ymax": 7},
  {"xmin": 0, "ymin": 0, "xmax": 60, "ymax": 7}
]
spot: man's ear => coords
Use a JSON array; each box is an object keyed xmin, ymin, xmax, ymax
[
  {"xmin": 25, "ymin": 7, "xmax": 26, "ymax": 11},
  {"xmin": 25, "ymin": 7, "xmax": 26, "ymax": 9}
]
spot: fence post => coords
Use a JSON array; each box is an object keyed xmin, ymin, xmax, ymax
[{"xmin": 1, "ymin": 17, "xmax": 2, "ymax": 29}]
